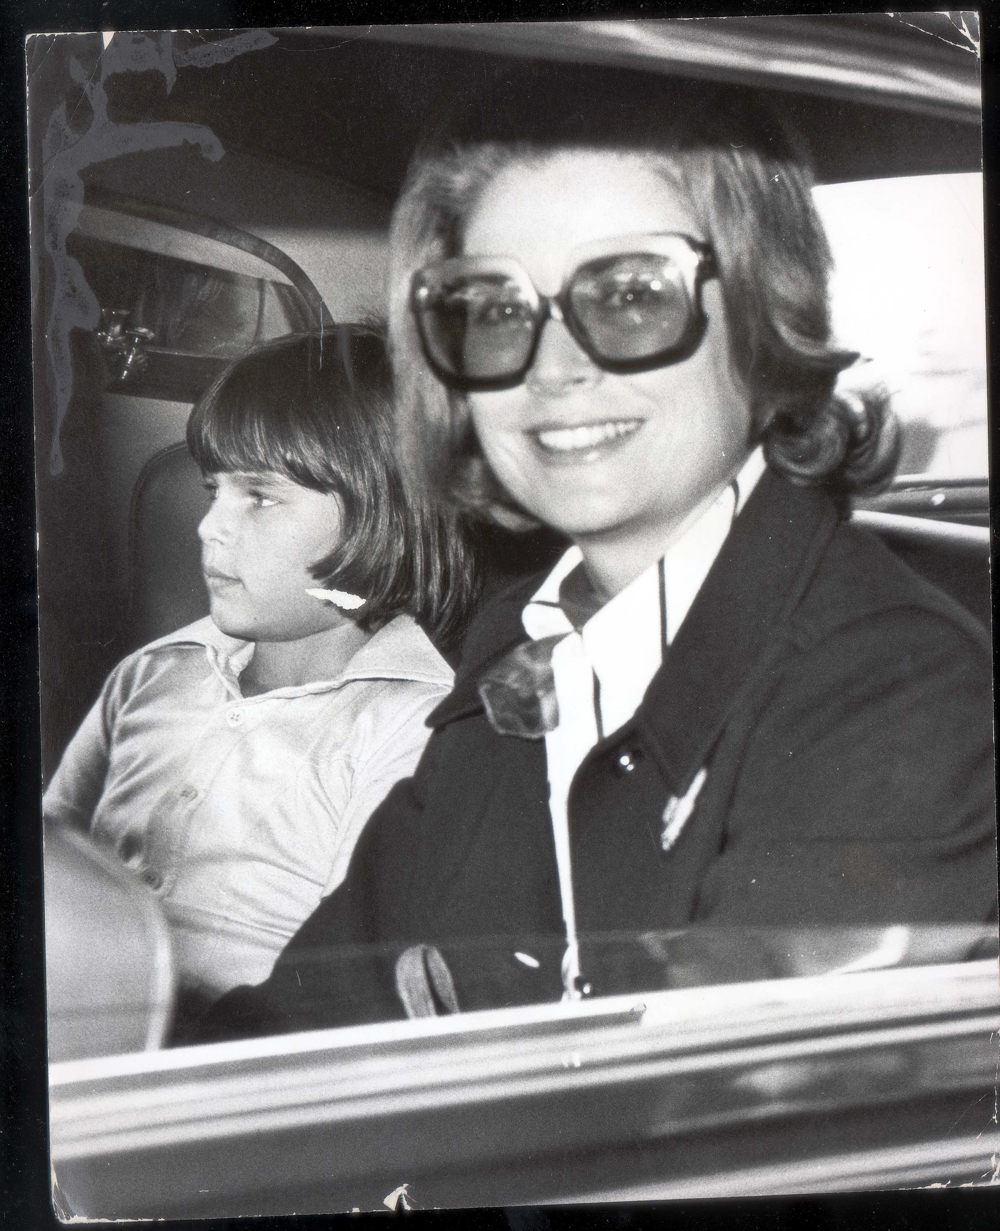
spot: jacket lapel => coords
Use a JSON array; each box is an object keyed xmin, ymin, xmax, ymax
[
  {"xmin": 633, "ymin": 471, "xmax": 841, "ymax": 792},
  {"xmin": 426, "ymin": 576, "xmax": 541, "ymax": 728}
]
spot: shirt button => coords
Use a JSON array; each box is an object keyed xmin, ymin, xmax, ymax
[
  {"xmin": 179, "ymin": 785, "xmax": 197, "ymax": 801},
  {"xmin": 227, "ymin": 708, "xmax": 244, "ymax": 727},
  {"xmin": 141, "ymin": 866, "xmax": 163, "ymax": 890},
  {"xmin": 118, "ymin": 833, "xmax": 144, "ymax": 865},
  {"xmin": 612, "ymin": 743, "xmax": 645, "ymax": 776}
]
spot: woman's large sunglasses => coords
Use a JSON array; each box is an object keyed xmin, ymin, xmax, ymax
[{"xmin": 410, "ymin": 232, "xmax": 717, "ymax": 391}]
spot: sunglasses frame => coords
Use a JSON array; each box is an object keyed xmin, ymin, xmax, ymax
[{"xmin": 410, "ymin": 232, "xmax": 718, "ymax": 392}]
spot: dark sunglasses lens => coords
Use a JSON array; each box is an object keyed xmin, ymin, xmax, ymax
[
  {"xmin": 568, "ymin": 254, "xmax": 694, "ymax": 363},
  {"xmin": 417, "ymin": 274, "xmax": 537, "ymax": 382}
]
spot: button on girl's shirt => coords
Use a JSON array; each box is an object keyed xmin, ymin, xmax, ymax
[
  {"xmin": 178, "ymin": 785, "xmax": 198, "ymax": 801},
  {"xmin": 141, "ymin": 866, "xmax": 164, "ymax": 890},
  {"xmin": 115, "ymin": 830, "xmax": 163, "ymax": 890},
  {"xmin": 226, "ymin": 708, "xmax": 244, "ymax": 727},
  {"xmin": 117, "ymin": 832, "xmax": 144, "ymax": 867}
]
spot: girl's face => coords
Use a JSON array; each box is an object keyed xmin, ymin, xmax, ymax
[
  {"xmin": 461, "ymin": 151, "xmax": 752, "ymax": 552},
  {"xmin": 197, "ymin": 471, "xmax": 347, "ymax": 642}
]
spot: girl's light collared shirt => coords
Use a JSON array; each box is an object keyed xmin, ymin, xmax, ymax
[{"xmin": 43, "ymin": 614, "xmax": 453, "ymax": 997}]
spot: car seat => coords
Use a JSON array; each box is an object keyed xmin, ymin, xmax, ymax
[
  {"xmin": 851, "ymin": 510, "xmax": 991, "ymax": 630},
  {"xmin": 126, "ymin": 441, "xmax": 212, "ymax": 651}
]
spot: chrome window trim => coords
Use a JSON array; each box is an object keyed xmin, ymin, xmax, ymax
[{"xmin": 51, "ymin": 958, "xmax": 999, "ymax": 1162}]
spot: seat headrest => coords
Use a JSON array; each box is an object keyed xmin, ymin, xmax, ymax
[{"xmin": 127, "ymin": 442, "xmax": 211, "ymax": 651}]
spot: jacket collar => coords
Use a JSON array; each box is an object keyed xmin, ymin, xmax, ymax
[
  {"xmin": 426, "ymin": 579, "xmax": 547, "ymax": 727},
  {"xmin": 634, "ymin": 470, "xmax": 839, "ymax": 791},
  {"xmin": 428, "ymin": 472, "xmax": 840, "ymax": 787}
]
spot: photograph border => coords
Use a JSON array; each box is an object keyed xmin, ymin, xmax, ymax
[{"xmin": 5, "ymin": 2, "xmax": 999, "ymax": 1229}]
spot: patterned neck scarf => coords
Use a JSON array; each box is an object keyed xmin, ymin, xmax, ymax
[{"xmin": 478, "ymin": 563, "xmax": 604, "ymax": 739}]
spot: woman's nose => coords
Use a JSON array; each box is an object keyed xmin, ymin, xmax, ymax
[{"xmin": 525, "ymin": 316, "xmax": 602, "ymax": 397}]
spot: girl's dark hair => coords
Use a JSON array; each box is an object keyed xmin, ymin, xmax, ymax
[
  {"xmin": 388, "ymin": 69, "xmax": 899, "ymax": 527},
  {"xmin": 187, "ymin": 329, "xmax": 476, "ymax": 639}
]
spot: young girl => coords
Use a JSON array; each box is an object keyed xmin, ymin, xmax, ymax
[{"xmin": 43, "ymin": 329, "xmax": 471, "ymax": 1004}]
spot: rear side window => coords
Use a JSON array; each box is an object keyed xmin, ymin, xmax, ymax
[
  {"xmin": 66, "ymin": 208, "xmax": 319, "ymax": 403},
  {"xmin": 814, "ymin": 172, "xmax": 987, "ymax": 481}
]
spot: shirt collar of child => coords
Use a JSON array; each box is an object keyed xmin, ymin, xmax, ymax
[{"xmin": 139, "ymin": 613, "xmax": 453, "ymax": 701}]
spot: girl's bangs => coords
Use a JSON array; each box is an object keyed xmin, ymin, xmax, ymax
[{"xmin": 189, "ymin": 388, "xmax": 322, "ymax": 487}]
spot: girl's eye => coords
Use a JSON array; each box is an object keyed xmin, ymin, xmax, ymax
[
  {"xmin": 249, "ymin": 491, "xmax": 278, "ymax": 509},
  {"xmin": 202, "ymin": 481, "xmax": 219, "ymax": 501}
]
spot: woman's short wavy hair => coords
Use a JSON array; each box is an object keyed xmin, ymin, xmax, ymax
[
  {"xmin": 187, "ymin": 329, "xmax": 475, "ymax": 640},
  {"xmin": 388, "ymin": 70, "xmax": 899, "ymax": 527}
]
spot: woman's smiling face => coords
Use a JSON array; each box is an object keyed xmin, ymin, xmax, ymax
[{"xmin": 462, "ymin": 151, "xmax": 752, "ymax": 559}]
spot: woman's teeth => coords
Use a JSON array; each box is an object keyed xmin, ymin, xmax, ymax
[{"xmin": 535, "ymin": 420, "xmax": 641, "ymax": 452}]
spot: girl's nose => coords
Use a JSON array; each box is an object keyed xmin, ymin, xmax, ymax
[
  {"xmin": 197, "ymin": 495, "xmax": 232, "ymax": 545},
  {"xmin": 525, "ymin": 316, "xmax": 602, "ymax": 398}
]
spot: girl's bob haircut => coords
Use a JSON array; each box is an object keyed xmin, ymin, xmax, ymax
[
  {"xmin": 187, "ymin": 329, "xmax": 475, "ymax": 640},
  {"xmin": 388, "ymin": 67, "xmax": 899, "ymax": 528}
]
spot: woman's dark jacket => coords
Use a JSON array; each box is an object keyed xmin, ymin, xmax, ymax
[{"xmin": 193, "ymin": 471, "xmax": 997, "ymax": 1042}]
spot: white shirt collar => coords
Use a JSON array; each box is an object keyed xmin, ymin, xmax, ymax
[
  {"xmin": 140, "ymin": 613, "xmax": 453, "ymax": 700},
  {"xmin": 524, "ymin": 448, "xmax": 765, "ymax": 637},
  {"xmin": 522, "ymin": 447, "xmax": 766, "ymax": 735}
]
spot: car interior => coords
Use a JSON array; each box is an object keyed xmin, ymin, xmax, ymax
[
  {"xmin": 28, "ymin": 17, "xmax": 997, "ymax": 1213},
  {"xmin": 31, "ymin": 21, "xmax": 991, "ymax": 782}
]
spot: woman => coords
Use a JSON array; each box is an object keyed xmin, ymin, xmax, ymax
[{"xmin": 191, "ymin": 76, "xmax": 995, "ymax": 1041}]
